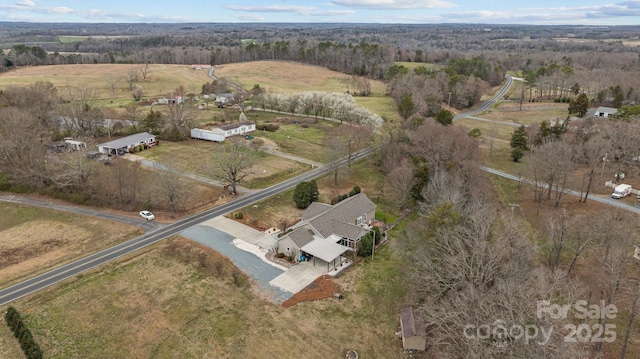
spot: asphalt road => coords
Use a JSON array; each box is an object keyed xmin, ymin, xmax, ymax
[
  {"xmin": 0, "ymin": 148, "xmax": 373, "ymax": 306},
  {"xmin": 481, "ymin": 166, "xmax": 640, "ymax": 214},
  {"xmin": 454, "ymin": 74, "xmax": 514, "ymax": 120}
]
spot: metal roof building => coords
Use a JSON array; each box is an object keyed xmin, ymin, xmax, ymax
[{"xmin": 97, "ymin": 132, "xmax": 156, "ymax": 155}]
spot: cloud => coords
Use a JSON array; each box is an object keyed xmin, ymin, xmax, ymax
[
  {"xmin": 16, "ymin": 0, "xmax": 35, "ymax": 7},
  {"xmin": 330, "ymin": 0, "xmax": 454, "ymax": 10},
  {"xmin": 227, "ymin": 4, "xmax": 354, "ymax": 17},
  {"xmin": 586, "ymin": 1, "xmax": 640, "ymax": 18}
]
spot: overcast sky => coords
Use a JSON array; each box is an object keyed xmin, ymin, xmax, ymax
[{"xmin": 1, "ymin": 0, "xmax": 640, "ymax": 25}]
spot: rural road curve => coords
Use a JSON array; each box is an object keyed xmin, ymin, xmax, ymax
[{"xmin": 0, "ymin": 148, "xmax": 374, "ymax": 306}]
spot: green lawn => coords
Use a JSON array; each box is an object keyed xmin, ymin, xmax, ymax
[{"xmin": 251, "ymin": 119, "xmax": 339, "ymax": 163}]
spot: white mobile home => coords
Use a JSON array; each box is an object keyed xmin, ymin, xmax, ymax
[{"xmin": 191, "ymin": 128, "xmax": 226, "ymax": 142}]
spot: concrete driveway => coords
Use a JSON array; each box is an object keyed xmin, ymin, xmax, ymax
[
  {"xmin": 180, "ymin": 221, "xmax": 292, "ymax": 303},
  {"xmin": 181, "ymin": 216, "xmax": 327, "ymax": 303}
]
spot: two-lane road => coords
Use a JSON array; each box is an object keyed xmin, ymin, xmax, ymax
[{"xmin": 0, "ymin": 149, "xmax": 373, "ymax": 306}]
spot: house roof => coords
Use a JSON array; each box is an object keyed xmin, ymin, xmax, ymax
[
  {"xmin": 218, "ymin": 121, "xmax": 254, "ymax": 131},
  {"xmin": 301, "ymin": 202, "xmax": 333, "ymax": 221},
  {"xmin": 285, "ymin": 224, "xmax": 318, "ymax": 248},
  {"xmin": 595, "ymin": 106, "xmax": 618, "ymax": 114},
  {"xmin": 401, "ymin": 307, "xmax": 419, "ymax": 338},
  {"xmin": 301, "ymin": 238, "xmax": 350, "ymax": 263},
  {"xmin": 306, "ymin": 193, "xmax": 376, "ymax": 240},
  {"xmin": 98, "ymin": 132, "xmax": 155, "ymax": 149}
]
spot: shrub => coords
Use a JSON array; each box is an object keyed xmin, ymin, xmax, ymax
[
  {"xmin": 234, "ymin": 212, "xmax": 243, "ymax": 219},
  {"xmin": 257, "ymin": 123, "xmax": 280, "ymax": 132},
  {"xmin": 276, "ymin": 253, "xmax": 285, "ymax": 258}
]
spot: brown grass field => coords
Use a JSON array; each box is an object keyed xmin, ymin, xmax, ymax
[
  {"xmin": 1, "ymin": 237, "xmax": 406, "ymax": 359},
  {"xmin": 0, "ymin": 201, "xmax": 143, "ymax": 289},
  {"xmin": 0, "ymin": 64, "xmax": 211, "ymax": 101}
]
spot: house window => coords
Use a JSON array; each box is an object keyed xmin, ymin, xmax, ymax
[
  {"xmin": 357, "ymin": 216, "xmax": 362, "ymax": 225},
  {"xmin": 363, "ymin": 213, "xmax": 367, "ymax": 221}
]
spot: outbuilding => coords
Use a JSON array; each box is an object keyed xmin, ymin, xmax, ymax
[
  {"xmin": 97, "ymin": 132, "xmax": 156, "ymax": 155},
  {"xmin": 399, "ymin": 307, "xmax": 426, "ymax": 352},
  {"xmin": 593, "ymin": 106, "xmax": 618, "ymax": 118}
]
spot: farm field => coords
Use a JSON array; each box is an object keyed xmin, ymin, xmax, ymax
[
  {"xmin": 0, "ymin": 64, "xmax": 211, "ymax": 102},
  {"xmin": 3, "ymin": 237, "xmax": 406, "ymax": 359},
  {"xmin": 0, "ymin": 201, "xmax": 142, "ymax": 289}
]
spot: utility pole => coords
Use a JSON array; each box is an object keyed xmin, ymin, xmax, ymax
[
  {"xmin": 371, "ymin": 229, "xmax": 376, "ymax": 262},
  {"xmin": 447, "ymin": 92, "xmax": 452, "ymax": 108},
  {"xmin": 508, "ymin": 203, "xmax": 520, "ymax": 216}
]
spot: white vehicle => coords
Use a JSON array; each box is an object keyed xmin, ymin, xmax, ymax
[
  {"xmin": 139, "ymin": 210, "xmax": 155, "ymax": 220},
  {"xmin": 611, "ymin": 184, "xmax": 632, "ymax": 199}
]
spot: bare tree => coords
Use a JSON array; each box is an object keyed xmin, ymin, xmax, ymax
[
  {"xmin": 140, "ymin": 63, "xmax": 150, "ymax": 81},
  {"xmin": 384, "ymin": 158, "xmax": 416, "ymax": 211},
  {"xmin": 206, "ymin": 139, "xmax": 256, "ymax": 196},
  {"xmin": 0, "ymin": 108, "xmax": 47, "ymax": 188},
  {"xmin": 337, "ymin": 123, "xmax": 372, "ymax": 168},
  {"xmin": 153, "ymin": 163, "xmax": 187, "ymax": 213},
  {"xmin": 104, "ymin": 74, "xmax": 121, "ymax": 97},
  {"xmin": 126, "ymin": 68, "xmax": 139, "ymax": 90},
  {"xmin": 164, "ymin": 86, "xmax": 195, "ymax": 140},
  {"xmin": 323, "ymin": 135, "xmax": 345, "ymax": 186}
]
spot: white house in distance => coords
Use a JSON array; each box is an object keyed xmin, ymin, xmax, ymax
[
  {"xmin": 191, "ymin": 115, "xmax": 256, "ymax": 143},
  {"xmin": 97, "ymin": 132, "xmax": 156, "ymax": 155},
  {"xmin": 593, "ymin": 106, "xmax": 618, "ymax": 118}
]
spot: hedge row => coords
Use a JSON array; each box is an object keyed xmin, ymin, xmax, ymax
[{"xmin": 4, "ymin": 306, "xmax": 43, "ymax": 359}]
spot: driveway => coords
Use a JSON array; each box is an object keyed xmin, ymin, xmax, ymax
[
  {"xmin": 180, "ymin": 222, "xmax": 292, "ymax": 303},
  {"xmin": 181, "ymin": 216, "xmax": 328, "ymax": 303}
]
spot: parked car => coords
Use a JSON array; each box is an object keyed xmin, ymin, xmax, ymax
[{"xmin": 139, "ymin": 210, "xmax": 155, "ymax": 220}]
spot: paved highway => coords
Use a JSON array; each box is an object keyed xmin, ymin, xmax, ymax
[
  {"xmin": 0, "ymin": 148, "xmax": 373, "ymax": 306},
  {"xmin": 454, "ymin": 74, "xmax": 514, "ymax": 120}
]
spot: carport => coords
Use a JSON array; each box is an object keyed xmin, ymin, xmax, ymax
[{"xmin": 301, "ymin": 239, "xmax": 351, "ymax": 272}]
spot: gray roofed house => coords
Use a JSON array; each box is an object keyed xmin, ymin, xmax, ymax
[
  {"xmin": 97, "ymin": 132, "xmax": 156, "ymax": 155},
  {"xmin": 277, "ymin": 193, "xmax": 376, "ymax": 272},
  {"xmin": 301, "ymin": 202, "xmax": 333, "ymax": 221}
]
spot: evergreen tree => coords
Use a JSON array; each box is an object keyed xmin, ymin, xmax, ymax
[
  {"xmin": 510, "ymin": 125, "xmax": 529, "ymax": 162},
  {"xmin": 398, "ymin": 94, "xmax": 415, "ymax": 119},
  {"xmin": 435, "ymin": 108, "xmax": 454, "ymax": 126},
  {"xmin": 568, "ymin": 93, "xmax": 589, "ymax": 117},
  {"xmin": 292, "ymin": 181, "xmax": 319, "ymax": 209}
]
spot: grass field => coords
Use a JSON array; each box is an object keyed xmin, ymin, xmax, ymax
[
  {"xmin": 0, "ymin": 64, "xmax": 211, "ymax": 102},
  {"xmin": 0, "ymin": 202, "xmax": 143, "ymax": 289},
  {"xmin": 2, "ymin": 237, "xmax": 406, "ymax": 359},
  {"xmin": 136, "ymin": 139, "xmax": 309, "ymax": 189}
]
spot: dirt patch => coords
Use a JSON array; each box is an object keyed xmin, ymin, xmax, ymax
[
  {"xmin": 282, "ymin": 275, "xmax": 341, "ymax": 308},
  {"xmin": 226, "ymin": 212, "xmax": 272, "ymax": 232}
]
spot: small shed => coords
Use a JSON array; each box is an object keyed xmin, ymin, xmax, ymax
[
  {"xmin": 593, "ymin": 106, "xmax": 618, "ymax": 118},
  {"xmin": 97, "ymin": 132, "xmax": 156, "ymax": 155},
  {"xmin": 399, "ymin": 307, "xmax": 426, "ymax": 352}
]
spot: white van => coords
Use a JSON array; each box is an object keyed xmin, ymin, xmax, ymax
[{"xmin": 611, "ymin": 184, "xmax": 632, "ymax": 199}]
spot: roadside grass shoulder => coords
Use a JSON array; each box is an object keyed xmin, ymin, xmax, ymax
[
  {"xmin": 0, "ymin": 320, "xmax": 24, "ymax": 359},
  {"xmin": 13, "ymin": 238, "xmax": 405, "ymax": 358}
]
